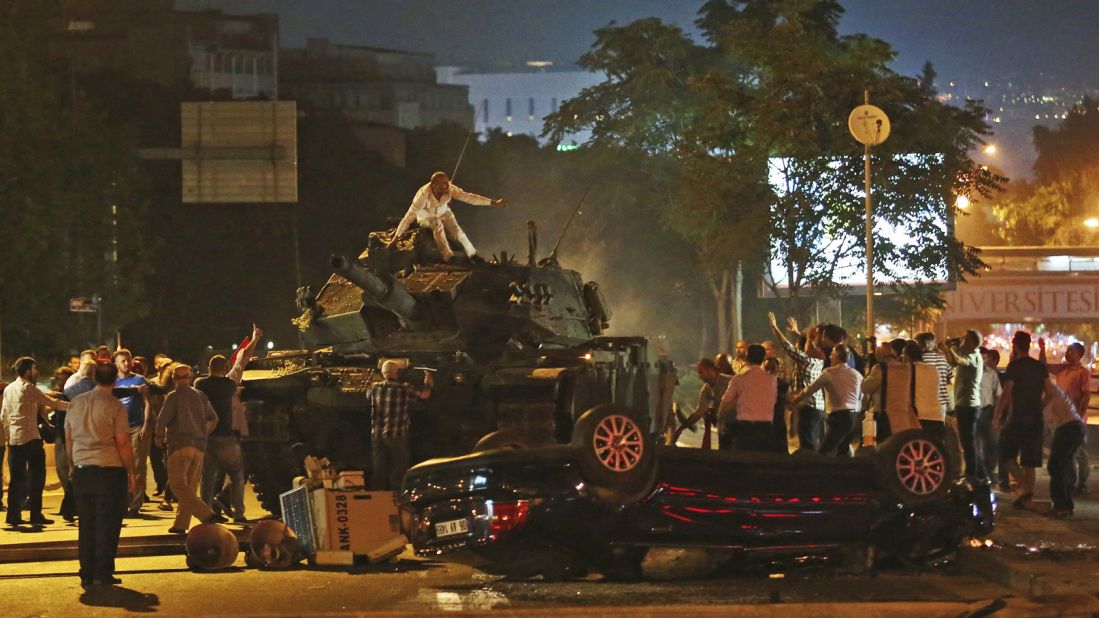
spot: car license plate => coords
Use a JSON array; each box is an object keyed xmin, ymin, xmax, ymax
[{"xmin": 435, "ymin": 518, "xmax": 469, "ymax": 538}]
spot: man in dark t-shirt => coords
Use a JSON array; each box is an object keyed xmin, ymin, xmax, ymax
[
  {"xmin": 195, "ymin": 325, "xmax": 261, "ymax": 522},
  {"xmin": 994, "ymin": 330, "xmax": 1048, "ymax": 509}
]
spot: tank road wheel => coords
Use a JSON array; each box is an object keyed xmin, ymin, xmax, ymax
[
  {"xmin": 571, "ymin": 404, "xmax": 656, "ymax": 505},
  {"xmin": 877, "ymin": 429, "xmax": 952, "ymax": 507},
  {"xmin": 474, "ymin": 429, "xmax": 534, "ymax": 453}
]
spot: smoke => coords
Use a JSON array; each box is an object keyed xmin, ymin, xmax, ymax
[{"xmin": 459, "ymin": 189, "xmax": 706, "ymax": 367}]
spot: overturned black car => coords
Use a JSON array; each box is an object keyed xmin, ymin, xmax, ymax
[{"xmin": 399, "ymin": 405, "xmax": 996, "ymax": 579}]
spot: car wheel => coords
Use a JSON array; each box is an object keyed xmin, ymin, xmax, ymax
[
  {"xmin": 877, "ymin": 429, "xmax": 953, "ymax": 507},
  {"xmin": 571, "ymin": 404, "xmax": 656, "ymax": 504},
  {"xmin": 473, "ymin": 429, "xmax": 533, "ymax": 452}
]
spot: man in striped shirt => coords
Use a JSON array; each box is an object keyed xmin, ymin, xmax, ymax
[
  {"xmin": 916, "ymin": 332, "xmax": 952, "ymax": 415},
  {"xmin": 918, "ymin": 332, "xmax": 962, "ymax": 470},
  {"xmin": 369, "ymin": 361, "xmax": 432, "ymax": 490}
]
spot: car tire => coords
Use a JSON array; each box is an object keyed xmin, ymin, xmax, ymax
[
  {"xmin": 571, "ymin": 404, "xmax": 656, "ymax": 504},
  {"xmin": 473, "ymin": 429, "xmax": 533, "ymax": 452},
  {"xmin": 876, "ymin": 429, "xmax": 953, "ymax": 507}
]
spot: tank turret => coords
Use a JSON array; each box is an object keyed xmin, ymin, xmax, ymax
[
  {"xmin": 240, "ymin": 223, "xmax": 676, "ymax": 516},
  {"xmin": 330, "ymin": 255, "xmax": 425, "ymax": 330}
]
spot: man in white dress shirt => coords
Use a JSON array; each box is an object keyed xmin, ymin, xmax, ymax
[{"xmin": 388, "ymin": 171, "xmax": 509, "ymax": 262}]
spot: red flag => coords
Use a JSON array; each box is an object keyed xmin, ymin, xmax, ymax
[{"xmin": 229, "ymin": 336, "xmax": 251, "ymax": 367}]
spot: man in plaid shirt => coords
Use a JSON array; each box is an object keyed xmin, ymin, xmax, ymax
[
  {"xmin": 769, "ymin": 313, "xmax": 826, "ymax": 452},
  {"xmin": 370, "ymin": 360, "xmax": 432, "ymax": 490}
]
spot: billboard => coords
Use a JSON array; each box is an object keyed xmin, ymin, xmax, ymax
[{"xmin": 181, "ymin": 101, "xmax": 298, "ymax": 203}]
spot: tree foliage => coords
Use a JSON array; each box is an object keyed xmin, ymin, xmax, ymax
[
  {"xmin": 994, "ymin": 98, "xmax": 1099, "ymax": 246},
  {"xmin": 546, "ymin": 0, "xmax": 999, "ymax": 339},
  {"xmin": 0, "ymin": 5, "xmax": 152, "ymax": 358}
]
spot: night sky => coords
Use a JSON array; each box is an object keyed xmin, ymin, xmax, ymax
[{"xmin": 176, "ymin": 0, "xmax": 1099, "ymax": 83}]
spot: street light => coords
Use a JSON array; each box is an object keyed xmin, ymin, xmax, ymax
[
  {"xmin": 983, "ymin": 144, "xmax": 997, "ymax": 155},
  {"xmin": 955, "ymin": 195, "xmax": 971, "ymax": 210},
  {"xmin": 1084, "ymin": 217, "xmax": 1098, "ymax": 229}
]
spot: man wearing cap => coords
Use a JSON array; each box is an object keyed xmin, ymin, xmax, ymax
[
  {"xmin": 148, "ymin": 355, "xmax": 177, "ymax": 506},
  {"xmin": 387, "ymin": 171, "xmax": 509, "ymax": 263},
  {"xmin": 369, "ymin": 361, "xmax": 433, "ymax": 490},
  {"xmin": 65, "ymin": 361, "xmax": 136, "ymax": 588},
  {"xmin": 156, "ymin": 364, "xmax": 218, "ymax": 534}
]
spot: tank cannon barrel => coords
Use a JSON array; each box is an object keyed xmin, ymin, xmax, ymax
[{"xmin": 331, "ymin": 255, "xmax": 422, "ymax": 326}]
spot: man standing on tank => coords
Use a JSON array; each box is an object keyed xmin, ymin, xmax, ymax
[
  {"xmin": 369, "ymin": 361, "xmax": 433, "ymax": 490},
  {"xmin": 387, "ymin": 171, "xmax": 509, "ymax": 263},
  {"xmin": 196, "ymin": 325, "xmax": 261, "ymax": 523}
]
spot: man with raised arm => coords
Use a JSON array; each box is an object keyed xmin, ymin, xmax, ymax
[
  {"xmin": 196, "ymin": 324, "xmax": 262, "ymax": 523},
  {"xmin": 768, "ymin": 312, "xmax": 826, "ymax": 452}
]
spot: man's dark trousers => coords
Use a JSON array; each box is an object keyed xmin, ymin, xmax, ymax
[
  {"xmin": 73, "ymin": 466, "xmax": 128, "ymax": 584},
  {"xmin": 730, "ymin": 421, "xmax": 782, "ymax": 453},
  {"xmin": 6, "ymin": 439, "xmax": 46, "ymax": 524},
  {"xmin": 1049, "ymin": 422, "xmax": 1085, "ymax": 512},
  {"xmin": 371, "ymin": 437, "xmax": 410, "ymax": 491},
  {"xmin": 976, "ymin": 405, "xmax": 999, "ymax": 483},
  {"xmin": 797, "ymin": 406, "xmax": 824, "ymax": 452},
  {"xmin": 819, "ymin": 410, "xmax": 856, "ymax": 457},
  {"xmin": 955, "ymin": 406, "xmax": 987, "ymax": 480}
]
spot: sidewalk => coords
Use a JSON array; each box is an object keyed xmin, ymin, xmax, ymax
[
  {"xmin": 960, "ymin": 468, "xmax": 1099, "ymax": 599},
  {"xmin": 0, "ymin": 480, "xmax": 265, "ymax": 551}
]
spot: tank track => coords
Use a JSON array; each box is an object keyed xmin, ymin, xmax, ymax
[{"xmin": 242, "ymin": 440, "xmax": 299, "ymax": 517}]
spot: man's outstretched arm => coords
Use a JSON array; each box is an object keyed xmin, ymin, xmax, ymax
[{"xmin": 451, "ymin": 184, "xmax": 508, "ymax": 208}]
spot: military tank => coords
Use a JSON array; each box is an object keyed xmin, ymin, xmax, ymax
[{"xmin": 240, "ymin": 223, "xmax": 677, "ymax": 515}]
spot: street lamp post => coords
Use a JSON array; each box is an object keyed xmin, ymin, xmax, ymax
[{"xmin": 848, "ymin": 92, "xmax": 891, "ymax": 345}]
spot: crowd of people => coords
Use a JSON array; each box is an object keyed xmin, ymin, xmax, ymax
[
  {"xmin": 678, "ymin": 314, "xmax": 1092, "ymax": 519},
  {"xmin": 0, "ymin": 325, "xmax": 262, "ymax": 587}
]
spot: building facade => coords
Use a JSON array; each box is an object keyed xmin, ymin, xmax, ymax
[
  {"xmin": 281, "ymin": 38, "xmax": 473, "ymax": 131},
  {"xmin": 55, "ymin": 0, "xmax": 278, "ymax": 100},
  {"xmin": 436, "ymin": 67, "xmax": 603, "ymax": 146}
]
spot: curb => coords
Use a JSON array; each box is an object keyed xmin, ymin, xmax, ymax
[
  {"xmin": 0, "ymin": 529, "xmax": 251, "ymax": 563},
  {"xmin": 959, "ymin": 546, "xmax": 1099, "ymax": 598}
]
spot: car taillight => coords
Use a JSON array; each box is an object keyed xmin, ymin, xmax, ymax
[{"xmin": 487, "ymin": 500, "xmax": 529, "ymax": 541}]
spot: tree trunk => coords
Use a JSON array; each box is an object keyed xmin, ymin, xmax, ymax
[
  {"xmin": 732, "ymin": 262, "xmax": 743, "ymax": 347},
  {"xmin": 710, "ymin": 270, "xmax": 730, "ymax": 355}
]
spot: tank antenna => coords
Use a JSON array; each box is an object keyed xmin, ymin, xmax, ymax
[
  {"xmin": 450, "ymin": 106, "xmax": 481, "ymax": 183},
  {"xmin": 548, "ymin": 180, "xmax": 594, "ymax": 262}
]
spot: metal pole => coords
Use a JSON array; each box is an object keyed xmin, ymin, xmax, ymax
[
  {"xmin": 863, "ymin": 90, "xmax": 874, "ymax": 341},
  {"xmin": 95, "ymin": 295, "xmax": 102, "ymax": 347},
  {"xmin": 292, "ymin": 204, "xmax": 303, "ymax": 289}
]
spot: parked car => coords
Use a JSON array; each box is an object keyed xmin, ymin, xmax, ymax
[{"xmin": 399, "ymin": 404, "xmax": 996, "ymax": 579}]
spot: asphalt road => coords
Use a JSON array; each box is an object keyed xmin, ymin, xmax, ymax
[
  {"xmin": 3, "ymin": 442, "xmax": 1098, "ymax": 615},
  {"xmin": 0, "ymin": 549, "xmax": 1022, "ymax": 616}
]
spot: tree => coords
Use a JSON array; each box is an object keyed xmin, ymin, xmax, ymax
[
  {"xmin": 545, "ymin": 16, "xmax": 755, "ymax": 352},
  {"xmin": 0, "ymin": 5, "xmax": 152, "ymax": 358},
  {"xmin": 547, "ymin": 0, "xmax": 998, "ymax": 341},
  {"xmin": 994, "ymin": 98, "xmax": 1099, "ymax": 246}
]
